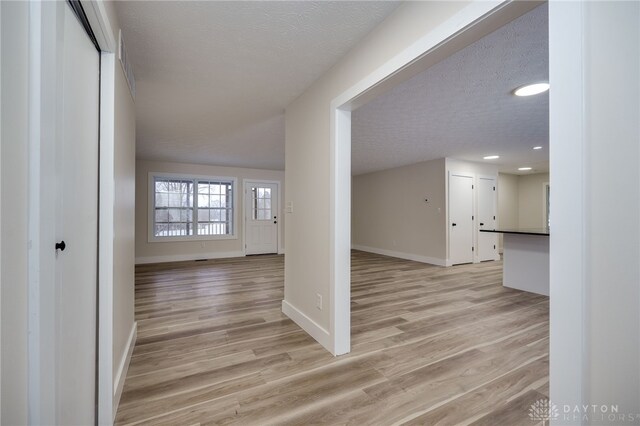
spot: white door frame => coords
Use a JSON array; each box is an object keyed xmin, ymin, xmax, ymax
[
  {"xmin": 448, "ymin": 171, "xmax": 475, "ymax": 265},
  {"xmin": 542, "ymin": 181, "xmax": 550, "ymax": 228},
  {"xmin": 26, "ymin": 1, "xmax": 118, "ymax": 423},
  {"xmin": 242, "ymin": 179, "xmax": 283, "ymax": 256},
  {"xmin": 328, "ymin": 1, "xmax": 541, "ymax": 356},
  {"xmin": 477, "ymin": 174, "xmax": 499, "ymax": 262}
]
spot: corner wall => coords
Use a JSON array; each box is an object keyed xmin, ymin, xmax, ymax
[
  {"xmin": 517, "ymin": 172, "xmax": 548, "ymax": 228},
  {"xmin": 352, "ymin": 158, "xmax": 446, "ymax": 265},
  {"xmin": 284, "ymin": 1, "xmax": 475, "ymax": 351},
  {"xmin": 135, "ymin": 160, "xmax": 285, "ymax": 264},
  {"xmin": 496, "ymin": 171, "xmax": 549, "ymax": 252},
  {"xmin": 549, "ymin": 0, "xmax": 639, "ymax": 416}
]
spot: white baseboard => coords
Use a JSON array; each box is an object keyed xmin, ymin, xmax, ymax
[
  {"xmin": 281, "ymin": 300, "xmax": 333, "ymax": 354},
  {"xmin": 352, "ymin": 244, "xmax": 447, "ymax": 267},
  {"xmin": 135, "ymin": 250, "xmax": 245, "ymax": 265},
  {"xmin": 113, "ymin": 322, "xmax": 136, "ymax": 419}
]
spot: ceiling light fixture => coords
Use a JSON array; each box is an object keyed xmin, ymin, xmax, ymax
[
  {"xmin": 513, "ymin": 82, "xmax": 550, "ymax": 97},
  {"xmin": 483, "ymin": 155, "xmax": 500, "ymax": 160},
  {"xmin": 533, "ymin": 146, "xmax": 543, "ymax": 150},
  {"xmin": 518, "ymin": 167, "xmax": 532, "ymax": 171}
]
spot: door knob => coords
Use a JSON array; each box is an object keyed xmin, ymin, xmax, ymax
[
  {"xmin": 55, "ymin": 240, "xmax": 66, "ymax": 251},
  {"xmin": 274, "ymin": 221, "xmax": 277, "ymax": 224},
  {"xmin": 452, "ymin": 223, "xmax": 457, "ymax": 227}
]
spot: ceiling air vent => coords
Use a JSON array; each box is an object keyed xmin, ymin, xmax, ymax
[{"xmin": 118, "ymin": 29, "xmax": 136, "ymax": 100}]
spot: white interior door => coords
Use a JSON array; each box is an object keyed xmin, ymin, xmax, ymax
[
  {"xmin": 55, "ymin": 4, "xmax": 100, "ymax": 424},
  {"xmin": 245, "ymin": 182, "xmax": 279, "ymax": 255},
  {"xmin": 449, "ymin": 174, "xmax": 474, "ymax": 265},
  {"xmin": 477, "ymin": 177, "xmax": 497, "ymax": 261}
]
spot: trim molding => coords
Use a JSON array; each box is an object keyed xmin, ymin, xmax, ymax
[
  {"xmin": 281, "ymin": 300, "xmax": 332, "ymax": 354},
  {"xmin": 135, "ymin": 250, "xmax": 245, "ymax": 265},
  {"xmin": 113, "ymin": 321, "xmax": 136, "ymax": 419},
  {"xmin": 352, "ymin": 244, "xmax": 447, "ymax": 267}
]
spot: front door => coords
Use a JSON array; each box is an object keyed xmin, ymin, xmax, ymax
[{"xmin": 245, "ymin": 182, "xmax": 279, "ymax": 255}]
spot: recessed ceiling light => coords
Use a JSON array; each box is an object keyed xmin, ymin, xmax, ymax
[
  {"xmin": 518, "ymin": 167, "xmax": 532, "ymax": 171},
  {"xmin": 483, "ymin": 155, "xmax": 500, "ymax": 160},
  {"xmin": 513, "ymin": 83, "xmax": 550, "ymax": 97},
  {"xmin": 533, "ymin": 146, "xmax": 543, "ymax": 150}
]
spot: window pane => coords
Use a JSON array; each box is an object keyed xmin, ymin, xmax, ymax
[
  {"xmin": 155, "ymin": 193, "xmax": 168, "ymax": 208},
  {"xmin": 264, "ymin": 188, "xmax": 271, "ymax": 198},
  {"xmin": 155, "ymin": 223, "xmax": 168, "ymax": 236},
  {"xmin": 153, "ymin": 178, "xmax": 196, "ymax": 237},
  {"xmin": 198, "ymin": 209, "xmax": 209, "ymax": 222},
  {"xmin": 155, "ymin": 209, "xmax": 168, "ymax": 223},
  {"xmin": 167, "ymin": 208, "xmax": 180, "ymax": 222}
]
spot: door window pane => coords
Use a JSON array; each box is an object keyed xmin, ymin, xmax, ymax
[{"xmin": 251, "ymin": 185, "xmax": 272, "ymax": 221}]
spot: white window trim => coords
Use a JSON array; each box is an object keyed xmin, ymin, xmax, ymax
[{"xmin": 147, "ymin": 172, "xmax": 238, "ymax": 243}]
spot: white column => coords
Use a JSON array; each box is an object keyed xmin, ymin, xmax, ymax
[{"xmin": 549, "ymin": 1, "xmax": 640, "ymax": 423}]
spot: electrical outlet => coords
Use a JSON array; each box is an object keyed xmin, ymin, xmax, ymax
[{"xmin": 316, "ymin": 294, "xmax": 322, "ymax": 310}]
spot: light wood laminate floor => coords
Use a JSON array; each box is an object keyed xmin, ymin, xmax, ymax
[{"xmin": 116, "ymin": 251, "xmax": 549, "ymax": 425}]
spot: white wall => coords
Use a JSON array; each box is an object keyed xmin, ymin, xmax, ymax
[
  {"xmin": 100, "ymin": 1, "xmax": 138, "ymax": 418},
  {"xmin": 549, "ymin": 0, "xmax": 640, "ymax": 420},
  {"xmin": 517, "ymin": 172, "xmax": 548, "ymax": 228},
  {"xmin": 135, "ymin": 160, "xmax": 285, "ymax": 264},
  {"xmin": 112, "ymin": 34, "xmax": 136, "ymax": 413},
  {"xmin": 496, "ymin": 172, "xmax": 549, "ymax": 252},
  {"xmin": 0, "ymin": 2, "xmax": 29, "ymax": 423},
  {"xmin": 285, "ymin": 1, "xmax": 477, "ymax": 351},
  {"xmin": 352, "ymin": 158, "xmax": 446, "ymax": 265}
]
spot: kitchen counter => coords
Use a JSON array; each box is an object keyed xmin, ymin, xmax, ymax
[
  {"xmin": 480, "ymin": 227, "xmax": 549, "ymax": 236},
  {"xmin": 480, "ymin": 228, "xmax": 549, "ymax": 296}
]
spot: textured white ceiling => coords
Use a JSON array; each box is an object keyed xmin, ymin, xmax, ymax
[
  {"xmin": 351, "ymin": 3, "xmax": 549, "ymax": 176},
  {"xmin": 115, "ymin": 1, "xmax": 401, "ymax": 170}
]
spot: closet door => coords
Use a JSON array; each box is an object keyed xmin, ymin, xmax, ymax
[
  {"xmin": 55, "ymin": 3, "xmax": 100, "ymax": 423},
  {"xmin": 477, "ymin": 177, "xmax": 498, "ymax": 261},
  {"xmin": 449, "ymin": 174, "xmax": 474, "ymax": 265}
]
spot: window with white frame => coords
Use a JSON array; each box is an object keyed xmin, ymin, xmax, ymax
[{"xmin": 151, "ymin": 174, "xmax": 235, "ymax": 240}]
